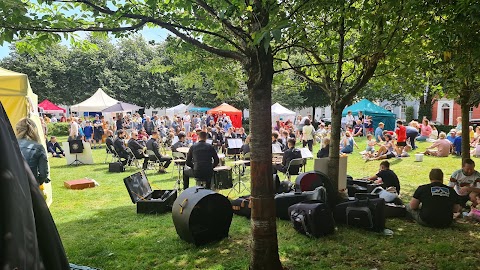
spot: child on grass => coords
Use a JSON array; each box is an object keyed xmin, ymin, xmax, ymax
[{"xmin": 366, "ymin": 134, "xmax": 376, "ymax": 154}]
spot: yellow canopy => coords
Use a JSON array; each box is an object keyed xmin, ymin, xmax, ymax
[{"xmin": 0, "ymin": 67, "xmax": 52, "ymax": 206}]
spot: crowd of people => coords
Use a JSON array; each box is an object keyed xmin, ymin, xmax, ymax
[{"xmin": 37, "ymin": 109, "xmax": 480, "ymax": 227}]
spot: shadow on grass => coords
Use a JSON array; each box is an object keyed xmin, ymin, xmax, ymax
[{"xmin": 57, "ymin": 206, "xmax": 249, "ymax": 270}]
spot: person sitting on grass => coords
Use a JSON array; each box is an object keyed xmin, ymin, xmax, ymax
[
  {"xmin": 449, "ymin": 158, "xmax": 480, "ymax": 208},
  {"xmin": 375, "ymin": 122, "xmax": 385, "ymax": 143},
  {"xmin": 423, "ymin": 132, "xmax": 452, "ymax": 157},
  {"xmin": 340, "ymin": 131, "xmax": 358, "ymax": 154},
  {"xmin": 46, "ymin": 136, "xmax": 64, "ymax": 158},
  {"xmin": 317, "ymin": 137, "xmax": 330, "ymax": 158},
  {"xmin": 367, "ymin": 160, "xmax": 401, "ymax": 193},
  {"xmin": 407, "ymin": 168, "xmax": 462, "ymax": 228},
  {"xmin": 453, "ymin": 131, "xmax": 462, "ymax": 156},
  {"xmin": 352, "ymin": 120, "xmax": 363, "ymax": 137},
  {"xmin": 365, "ymin": 134, "xmax": 396, "ymax": 161},
  {"xmin": 365, "ymin": 134, "xmax": 377, "ymax": 154}
]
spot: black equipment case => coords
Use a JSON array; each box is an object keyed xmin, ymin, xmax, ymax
[
  {"xmin": 213, "ymin": 166, "xmax": 233, "ymax": 190},
  {"xmin": 295, "ymin": 171, "xmax": 330, "ymax": 192},
  {"xmin": 288, "ymin": 200, "xmax": 335, "ymax": 237},
  {"xmin": 231, "ymin": 195, "xmax": 252, "ymax": 218},
  {"xmin": 109, "ymin": 162, "xmax": 125, "ymax": 173},
  {"xmin": 334, "ymin": 198, "xmax": 385, "ymax": 232},
  {"xmin": 275, "ymin": 187, "xmax": 326, "ymax": 220},
  {"xmin": 172, "ymin": 187, "xmax": 233, "ymax": 246},
  {"xmin": 123, "ymin": 171, "xmax": 177, "ymax": 214},
  {"xmin": 347, "ymin": 178, "xmax": 382, "ymax": 197},
  {"xmin": 384, "ymin": 203, "xmax": 407, "ymax": 218}
]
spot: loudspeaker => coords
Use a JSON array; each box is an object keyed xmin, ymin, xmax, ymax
[{"xmin": 69, "ymin": 140, "xmax": 84, "ymax": 154}]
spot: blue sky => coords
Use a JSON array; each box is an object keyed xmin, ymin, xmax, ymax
[{"xmin": 0, "ymin": 27, "xmax": 169, "ymax": 60}]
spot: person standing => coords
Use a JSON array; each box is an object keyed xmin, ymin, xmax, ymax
[
  {"xmin": 302, "ymin": 118, "xmax": 315, "ymax": 152},
  {"xmin": 183, "ymin": 131, "xmax": 219, "ymax": 189},
  {"xmin": 183, "ymin": 111, "xmax": 191, "ymax": 133},
  {"xmin": 395, "ymin": 120, "xmax": 407, "ymax": 156},
  {"xmin": 93, "ymin": 115, "xmax": 104, "ymax": 149},
  {"xmin": 406, "ymin": 121, "xmax": 419, "ymax": 150},
  {"xmin": 16, "ymin": 118, "xmax": 49, "ymax": 185},
  {"xmin": 345, "ymin": 111, "xmax": 355, "ymax": 128},
  {"xmin": 408, "ymin": 168, "xmax": 461, "ymax": 228}
]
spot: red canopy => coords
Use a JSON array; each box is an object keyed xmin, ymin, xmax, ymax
[
  {"xmin": 38, "ymin": 99, "xmax": 66, "ymax": 113},
  {"xmin": 208, "ymin": 103, "xmax": 242, "ymax": 128}
]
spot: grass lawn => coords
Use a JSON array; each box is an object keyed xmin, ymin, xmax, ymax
[{"xmin": 48, "ymin": 136, "xmax": 480, "ymax": 270}]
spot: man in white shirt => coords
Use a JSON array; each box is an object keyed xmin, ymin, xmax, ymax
[
  {"xmin": 68, "ymin": 117, "xmax": 80, "ymax": 141},
  {"xmin": 449, "ymin": 158, "xmax": 480, "ymax": 207},
  {"xmin": 345, "ymin": 111, "xmax": 355, "ymax": 127}
]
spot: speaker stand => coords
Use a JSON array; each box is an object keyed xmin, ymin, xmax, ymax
[{"xmin": 69, "ymin": 154, "xmax": 84, "ymax": 166}]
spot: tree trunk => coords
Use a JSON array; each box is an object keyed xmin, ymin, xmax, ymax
[
  {"xmin": 246, "ymin": 47, "xmax": 282, "ymax": 270},
  {"xmin": 328, "ymin": 104, "xmax": 342, "ymax": 192},
  {"xmin": 460, "ymin": 95, "xmax": 471, "ymax": 161},
  {"xmin": 418, "ymin": 93, "xmax": 433, "ymax": 121}
]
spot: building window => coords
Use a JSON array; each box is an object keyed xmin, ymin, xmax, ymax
[
  {"xmin": 470, "ymin": 107, "xmax": 474, "ymax": 119},
  {"xmin": 384, "ymin": 105, "xmax": 393, "ymax": 112},
  {"xmin": 152, "ymin": 111, "xmax": 158, "ymax": 115}
]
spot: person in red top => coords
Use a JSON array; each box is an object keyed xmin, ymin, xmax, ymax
[{"xmin": 395, "ymin": 120, "xmax": 407, "ymax": 156}]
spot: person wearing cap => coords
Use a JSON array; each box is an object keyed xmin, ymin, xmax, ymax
[
  {"xmin": 424, "ymin": 132, "xmax": 452, "ymax": 157},
  {"xmin": 447, "ymin": 129, "xmax": 457, "ymax": 144}
]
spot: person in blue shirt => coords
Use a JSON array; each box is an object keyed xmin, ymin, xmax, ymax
[
  {"xmin": 453, "ymin": 131, "xmax": 462, "ymax": 156},
  {"xmin": 83, "ymin": 120, "xmax": 93, "ymax": 143},
  {"xmin": 446, "ymin": 129, "xmax": 457, "ymax": 144},
  {"xmin": 374, "ymin": 122, "xmax": 385, "ymax": 143}
]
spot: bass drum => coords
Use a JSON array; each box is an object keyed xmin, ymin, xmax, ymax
[{"xmin": 172, "ymin": 187, "xmax": 233, "ymax": 246}]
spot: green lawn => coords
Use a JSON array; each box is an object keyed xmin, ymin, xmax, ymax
[{"xmin": 48, "ymin": 137, "xmax": 480, "ymax": 270}]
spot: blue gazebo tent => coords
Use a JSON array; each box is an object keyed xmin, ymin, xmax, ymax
[
  {"xmin": 189, "ymin": 107, "xmax": 210, "ymax": 113},
  {"xmin": 342, "ymin": 99, "xmax": 396, "ymax": 131}
]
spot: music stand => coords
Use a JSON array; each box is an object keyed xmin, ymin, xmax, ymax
[{"xmin": 69, "ymin": 140, "xmax": 84, "ymax": 166}]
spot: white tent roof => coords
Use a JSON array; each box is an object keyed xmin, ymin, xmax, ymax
[
  {"xmin": 166, "ymin": 103, "xmax": 192, "ymax": 118},
  {"xmin": 70, "ymin": 88, "xmax": 119, "ymax": 112},
  {"xmin": 271, "ymin": 102, "xmax": 296, "ymax": 126}
]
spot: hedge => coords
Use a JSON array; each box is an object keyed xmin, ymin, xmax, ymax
[{"xmin": 47, "ymin": 122, "xmax": 70, "ymax": 136}]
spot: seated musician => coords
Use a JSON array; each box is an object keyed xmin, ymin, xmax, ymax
[
  {"xmin": 105, "ymin": 130, "xmax": 115, "ymax": 153},
  {"xmin": 272, "ymin": 131, "xmax": 286, "ymax": 151},
  {"xmin": 47, "ymin": 136, "xmax": 65, "ymax": 157},
  {"xmin": 146, "ymin": 131, "xmax": 172, "ymax": 173},
  {"xmin": 113, "ymin": 130, "xmax": 133, "ymax": 166},
  {"xmin": 128, "ymin": 131, "xmax": 148, "ymax": 170},
  {"xmin": 171, "ymin": 132, "xmax": 188, "ymax": 152},
  {"xmin": 183, "ymin": 131, "xmax": 219, "ymax": 189},
  {"xmin": 274, "ymin": 138, "xmax": 302, "ymax": 174}
]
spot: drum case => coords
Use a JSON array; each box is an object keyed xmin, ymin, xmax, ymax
[
  {"xmin": 123, "ymin": 171, "xmax": 177, "ymax": 214},
  {"xmin": 172, "ymin": 187, "xmax": 233, "ymax": 246}
]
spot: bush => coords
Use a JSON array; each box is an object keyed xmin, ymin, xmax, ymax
[
  {"xmin": 47, "ymin": 122, "xmax": 70, "ymax": 136},
  {"xmin": 405, "ymin": 106, "xmax": 414, "ymax": 122},
  {"xmin": 436, "ymin": 125, "xmax": 456, "ymax": 134}
]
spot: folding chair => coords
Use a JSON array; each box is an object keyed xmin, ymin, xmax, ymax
[
  {"xmin": 126, "ymin": 147, "xmax": 140, "ymax": 168},
  {"xmin": 104, "ymin": 145, "xmax": 117, "ymax": 163},
  {"xmin": 146, "ymin": 149, "xmax": 159, "ymax": 171},
  {"xmin": 284, "ymin": 158, "xmax": 305, "ymax": 181}
]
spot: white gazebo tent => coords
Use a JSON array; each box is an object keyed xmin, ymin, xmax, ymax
[
  {"xmin": 70, "ymin": 88, "xmax": 119, "ymax": 112},
  {"xmin": 271, "ymin": 102, "xmax": 296, "ymax": 126},
  {"xmin": 165, "ymin": 103, "xmax": 188, "ymax": 118}
]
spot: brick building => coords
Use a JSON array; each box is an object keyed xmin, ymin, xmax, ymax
[{"xmin": 432, "ymin": 98, "xmax": 480, "ymax": 125}]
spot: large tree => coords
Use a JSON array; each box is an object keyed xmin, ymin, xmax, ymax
[{"xmin": 274, "ymin": 0, "xmax": 421, "ymax": 189}]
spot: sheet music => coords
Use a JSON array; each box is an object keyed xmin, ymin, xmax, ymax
[
  {"xmin": 227, "ymin": 138, "xmax": 243, "ymax": 148},
  {"xmin": 206, "ymin": 139, "xmax": 213, "ymax": 144},
  {"xmin": 300, "ymin": 148, "xmax": 313, "ymax": 159},
  {"xmin": 272, "ymin": 144, "xmax": 283, "ymax": 154}
]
